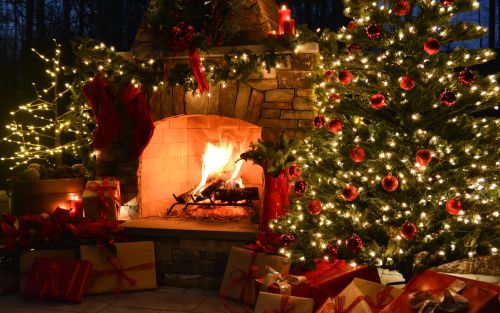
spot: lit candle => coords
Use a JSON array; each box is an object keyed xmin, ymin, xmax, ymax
[
  {"xmin": 283, "ymin": 16, "xmax": 295, "ymax": 36},
  {"xmin": 70, "ymin": 194, "xmax": 83, "ymax": 217},
  {"xmin": 278, "ymin": 5, "xmax": 291, "ymax": 35}
]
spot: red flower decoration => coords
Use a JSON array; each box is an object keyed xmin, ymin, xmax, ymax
[
  {"xmin": 328, "ymin": 119, "xmax": 343, "ymax": 133},
  {"xmin": 289, "ymin": 164, "xmax": 302, "ymax": 177},
  {"xmin": 400, "ymin": 222, "xmax": 417, "ymax": 240},
  {"xmin": 245, "ymin": 232, "xmax": 282, "ymax": 254},
  {"xmin": 424, "ymin": 38, "xmax": 440, "ymax": 55},
  {"xmin": 370, "ymin": 93, "xmax": 386, "ymax": 109},
  {"xmin": 400, "ymin": 74, "xmax": 416, "ymax": 91},
  {"xmin": 350, "ymin": 146, "xmax": 366, "ymax": 163},
  {"xmin": 308, "ymin": 200, "xmax": 322, "ymax": 215},
  {"xmin": 338, "ymin": 70, "xmax": 353, "ymax": 85},
  {"xmin": 382, "ymin": 175, "xmax": 399, "ymax": 192},
  {"xmin": 342, "ymin": 185, "xmax": 359, "ymax": 202},
  {"xmin": 416, "ymin": 149, "xmax": 432, "ymax": 166},
  {"xmin": 166, "ymin": 22, "xmax": 195, "ymax": 52},
  {"xmin": 394, "ymin": 0, "xmax": 411, "ymax": 16}
]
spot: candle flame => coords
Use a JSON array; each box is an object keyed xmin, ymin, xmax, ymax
[{"xmin": 281, "ymin": 5, "xmax": 287, "ymax": 10}]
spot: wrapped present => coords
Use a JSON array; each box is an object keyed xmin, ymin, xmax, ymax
[
  {"xmin": 256, "ymin": 260, "xmax": 380, "ymax": 310},
  {"xmin": 219, "ymin": 247, "xmax": 291, "ymax": 308},
  {"xmin": 316, "ymin": 278, "xmax": 403, "ymax": 313},
  {"xmin": 80, "ymin": 241, "xmax": 156, "ymax": 294},
  {"xmin": 20, "ymin": 249, "xmax": 76, "ymax": 292},
  {"xmin": 23, "ymin": 257, "xmax": 92, "ymax": 302},
  {"xmin": 82, "ymin": 178, "xmax": 121, "ymax": 220},
  {"xmin": 254, "ymin": 292, "xmax": 315, "ymax": 313},
  {"xmin": 380, "ymin": 270, "xmax": 500, "ymax": 313}
]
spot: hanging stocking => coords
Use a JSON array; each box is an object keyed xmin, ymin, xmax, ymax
[
  {"xmin": 82, "ymin": 74, "xmax": 123, "ymax": 150},
  {"xmin": 120, "ymin": 84, "xmax": 155, "ymax": 158}
]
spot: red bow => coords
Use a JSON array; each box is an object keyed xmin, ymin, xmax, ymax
[
  {"xmin": 189, "ymin": 49, "xmax": 209, "ymax": 94},
  {"xmin": 85, "ymin": 178, "xmax": 121, "ymax": 219},
  {"xmin": 263, "ymin": 295, "xmax": 295, "ymax": 313}
]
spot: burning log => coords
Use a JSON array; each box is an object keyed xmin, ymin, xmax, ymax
[
  {"xmin": 200, "ymin": 179, "xmax": 225, "ymax": 198},
  {"xmin": 214, "ymin": 187, "xmax": 259, "ymax": 203}
]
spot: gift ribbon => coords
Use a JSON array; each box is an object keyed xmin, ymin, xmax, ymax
[
  {"xmin": 261, "ymin": 265, "xmax": 307, "ymax": 295},
  {"xmin": 85, "ymin": 178, "xmax": 121, "ymax": 219},
  {"xmin": 91, "ymin": 257, "xmax": 155, "ymax": 294},
  {"xmin": 317, "ymin": 285, "xmax": 395, "ymax": 313},
  {"xmin": 263, "ymin": 295, "xmax": 295, "ymax": 313},
  {"xmin": 408, "ymin": 279, "xmax": 470, "ymax": 313},
  {"xmin": 34, "ymin": 261, "xmax": 61, "ymax": 300}
]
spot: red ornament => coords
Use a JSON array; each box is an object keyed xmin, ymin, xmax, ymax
[
  {"xmin": 382, "ymin": 175, "xmax": 399, "ymax": 192},
  {"xmin": 328, "ymin": 119, "xmax": 343, "ymax": 133},
  {"xmin": 350, "ymin": 146, "xmax": 366, "ymax": 163},
  {"xmin": 324, "ymin": 69, "xmax": 335, "ymax": 83},
  {"xmin": 346, "ymin": 235, "xmax": 363, "ymax": 253},
  {"xmin": 329, "ymin": 93, "xmax": 341, "ymax": 103},
  {"xmin": 347, "ymin": 43, "xmax": 362, "ymax": 54},
  {"xmin": 347, "ymin": 21, "xmax": 357, "ymax": 32},
  {"xmin": 314, "ymin": 114, "xmax": 326, "ymax": 128},
  {"xmin": 399, "ymin": 74, "xmax": 416, "ymax": 91},
  {"xmin": 366, "ymin": 24, "xmax": 382, "ymax": 39},
  {"xmin": 394, "ymin": 0, "xmax": 411, "ymax": 16},
  {"xmin": 308, "ymin": 200, "xmax": 322, "ymax": 215},
  {"xmin": 440, "ymin": 90, "xmax": 456, "ymax": 107},
  {"xmin": 415, "ymin": 149, "xmax": 432, "ymax": 166},
  {"xmin": 370, "ymin": 93, "xmax": 386, "ymax": 109},
  {"xmin": 342, "ymin": 185, "xmax": 359, "ymax": 202},
  {"xmin": 458, "ymin": 69, "xmax": 474, "ymax": 85},
  {"xmin": 289, "ymin": 164, "xmax": 302, "ymax": 177},
  {"xmin": 280, "ymin": 233, "xmax": 295, "ymax": 247},
  {"xmin": 441, "ymin": 0, "xmax": 455, "ymax": 7},
  {"xmin": 325, "ymin": 244, "xmax": 339, "ymax": 260},
  {"xmin": 446, "ymin": 199, "xmax": 463, "ymax": 215},
  {"xmin": 400, "ymin": 222, "xmax": 417, "ymax": 240},
  {"xmin": 424, "ymin": 38, "xmax": 440, "ymax": 55},
  {"xmin": 338, "ymin": 70, "xmax": 353, "ymax": 85},
  {"xmin": 294, "ymin": 180, "xmax": 307, "ymax": 196}
]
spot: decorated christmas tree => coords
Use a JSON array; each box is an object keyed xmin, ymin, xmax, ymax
[{"xmin": 273, "ymin": 0, "xmax": 499, "ymax": 280}]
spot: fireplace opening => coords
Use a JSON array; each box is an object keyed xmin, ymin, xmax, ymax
[{"xmin": 138, "ymin": 115, "xmax": 263, "ymax": 221}]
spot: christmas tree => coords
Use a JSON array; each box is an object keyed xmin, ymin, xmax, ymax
[{"xmin": 273, "ymin": 0, "xmax": 499, "ymax": 280}]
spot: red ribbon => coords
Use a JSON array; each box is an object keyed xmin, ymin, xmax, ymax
[
  {"xmin": 263, "ymin": 295, "xmax": 295, "ymax": 313},
  {"xmin": 189, "ymin": 49, "xmax": 209, "ymax": 94},
  {"xmin": 319, "ymin": 286, "xmax": 394, "ymax": 313},
  {"xmin": 85, "ymin": 178, "xmax": 121, "ymax": 219},
  {"xmin": 34, "ymin": 261, "xmax": 61, "ymax": 300}
]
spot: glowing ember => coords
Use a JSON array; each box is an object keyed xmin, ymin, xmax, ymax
[{"xmin": 186, "ymin": 206, "xmax": 249, "ymax": 221}]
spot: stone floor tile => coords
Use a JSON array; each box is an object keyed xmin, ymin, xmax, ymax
[
  {"xmin": 203, "ymin": 290, "xmax": 219, "ymax": 297},
  {"xmin": 192, "ymin": 297, "xmax": 244, "ymax": 313},
  {"xmin": 113, "ymin": 291, "xmax": 206, "ymax": 312},
  {"xmin": 184, "ymin": 289, "xmax": 205, "ymax": 295},
  {"xmin": 156, "ymin": 287, "xmax": 186, "ymax": 294},
  {"xmin": 98, "ymin": 306, "xmax": 160, "ymax": 313}
]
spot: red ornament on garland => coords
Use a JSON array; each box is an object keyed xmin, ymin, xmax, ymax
[
  {"xmin": 294, "ymin": 180, "xmax": 307, "ymax": 196},
  {"xmin": 399, "ymin": 74, "xmax": 416, "ymax": 91},
  {"xmin": 280, "ymin": 233, "xmax": 296, "ymax": 247},
  {"xmin": 441, "ymin": 0, "xmax": 455, "ymax": 7},
  {"xmin": 347, "ymin": 20, "xmax": 357, "ymax": 32},
  {"xmin": 314, "ymin": 114, "xmax": 326, "ymax": 128},
  {"xmin": 329, "ymin": 93, "xmax": 341, "ymax": 103},
  {"xmin": 289, "ymin": 164, "xmax": 302, "ymax": 177},
  {"xmin": 350, "ymin": 146, "xmax": 366, "ymax": 163},
  {"xmin": 394, "ymin": 0, "xmax": 411, "ymax": 16},
  {"xmin": 440, "ymin": 90, "xmax": 456, "ymax": 107},
  {"xmin": 382, "ymin": 175, "xmax": 399, "ymax": 192},
  {"xmin": 338, "ymin": 69, "xmax": 353, "ymax": 85},
  {"xmin": 424, "ymin": 38, "xmax": 440, "ymax": 55},
  {"xmin": 324, "ymin": 69, "xmax": 335, "ymax": 83},
  {"xmin": 415, "ymin": 149, "xmax": 432, "ymax": 166},
  {"xmin": 458, "ymin": 69, "xmax": 474, "ymax": 85},
  {"xmin": 366, "ymin": 24, "xmax": 382, "ymax": 39},
  {"xmin": 328, "ymin": 119, "xmax": 343, "ymax": 133},
  {"xmin": 346, "ymin": 235, "xmax": 363, "ymax": 253},
  {"xmin": 325, "ymin": 244, "xmax": 339, "ymax": 260},
  {"xmin": 308, "ymin": 200, "xmax": 322, "ymax": 215},
  {"xmin": 342, "ymin": 185, "xmax": 359, "ymax": 202},
  {"xmin": 400, "ymin": 222, "xmax": 417, "ymax": 240},
  {"xmin": 347, "ymin": 43, "xmax": 362, "ymax": 54},
  {"xmin": 370, "ymin": 93, "xmax": 386, "ymax": 109},
  {"xmin": 446, "ymin": 199, "xmax": 463, "ymax": 215}
]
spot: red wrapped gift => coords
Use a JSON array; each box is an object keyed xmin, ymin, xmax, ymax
[
  {"xmin": 256, "ymin": 260, "xmax": 380, "ymax": 310},
  {"xmin": 380, "ymin": 270, "xmax": 500, "ymax": 313},
  {"xmin": 82, "ymin": 178, "xmax": 121, "ymax": 220},
  {"xmin": 23, "ymin": 257, "xmax": 92, "ymax": 302}
]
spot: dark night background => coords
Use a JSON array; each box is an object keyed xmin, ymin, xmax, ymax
[{"xmin": 0, "ymin": 0, "xmax": 498, "ymax": 188}]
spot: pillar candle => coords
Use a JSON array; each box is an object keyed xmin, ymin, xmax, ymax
[
  {"xmin": 283, "ymin": 17, "xmax": 295, "ymax": 36},
  {"xmin": 278, "ymin": 5, "xmax": 291, "ymax": 35},
  {"xmin": 70, "ymin": 195, "xmax": 83, "ymax": 217}
]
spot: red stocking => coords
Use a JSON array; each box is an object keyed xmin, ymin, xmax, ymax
[
  {"xmin": 82, "ymin": 74, "xmax": 123, "ymax": 150},
  {"xmin": 120, "ymin": 84, "xmax": 155, "ymax": 158}
]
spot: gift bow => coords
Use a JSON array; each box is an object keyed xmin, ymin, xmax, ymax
[
  {"xmin": 318, "ymin": 286, "xmax": 395, "ymax": 313},
  {"xmin": 264, "ymin": 295, "xmax": 295, "ymax": 313},
  {"xmin": 261, "ymin": 265, "xmax": 307, "ymax": 295},
  {"xmin": 85, "ymin": 178, "xmax": 121, "ymax": 218},
  {"xmin": 409, "ymin": 280, "xmax": 470, "ymax": 313},
  {"xmin": 35, "ymin": 261, "xmax": 61, "ymax": 300}
]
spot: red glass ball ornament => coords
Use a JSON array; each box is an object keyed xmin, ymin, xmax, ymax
[
  {"xmin": 366, "ymin": 24, "xmax": 382, "ymax": 39},
  {"xmin": 424, "ymin": 38, "xmax": 440, "ymax": 55},
  {"xmin": 329, "ymin": 93, "xmax": 341, "ymax": 103},
  {"xmin": 294, "ymin": 180, "xmax": 307, "ymax": 196},
  {"xmin": 342, "ymin": 185, "xmax": 359, "ymax": 202},
  {"xmin": 441, "ymin": 0, "xmax": 455, "ymax": 7},
  {"xmin": 440, "ymin": 90, "xmax": 456, "ymax": 107},
  {"xmin": 280, "ymin": 233, "xmax": 296, "ymax": 247},
  {"xmin": 328, "ymin": 119, "xmax": 343, "ymax": 133},
  {"xmin": 346, "ymin": 235, "xmax": 363, "ymax": 253},
  {"xmin": 324, "ymin": 69, "xmax": 335, "ymax": 83},
  {"xmin": 347, "ymin": 43, "xmax": 362, "ymax": 54},
  {"xmin": 394, "ymin": 0, "xmax": 411, "ymax": 16},
  {"xmin": 338, "ymin": 69, "xmax": 353, "ymax": 85},
  {"xmin": 446, "ymin": 199, "xmax": 463, "ymax": 215},
  {"xmin": 458, "ymin": 69, "xmax": 474, "ymax": 85},
  {"xmin": 350, "ymin": 146, "xmax": 366, "ymax": 163},
  {"xmin": 347, "ymin": 20, "xmax": 357, "ymax": 32},
  {"xmin": 382, "ymin": 175, "xmax": 399, "ymax": 192},
  {"xmin": 370, "ymin": 93, "xmax": 386, "ymax": 109},
  {"xmin": 400, "ymin": 222, "xmax": 417, "ymax": 240},
  {"xmin": 399, "ymin": 74, "xmax": 416, "ymax": 91},
  {"xmin": 289, "ymin": 164, "xmax": 302, "ymax": 177},
  {"xmin": 415, "ymin": 149, "xmax": 432, "ymax": 166},
  {"xmin": 314, "ymin": 114, "xmax": 326, "ymax": 128},
  {"xmin": 325, "ymin": 244, "xmax": 339, "ymax": 260},
  {"xmin": 308, "ymin": 200, "xmax": 322, "ymax": 215}
]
